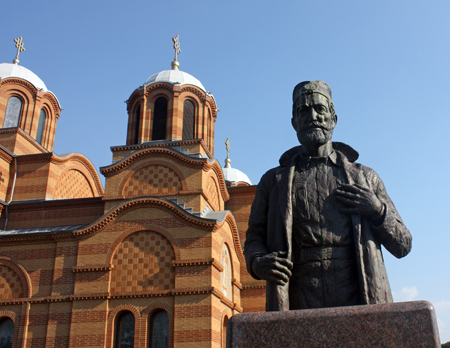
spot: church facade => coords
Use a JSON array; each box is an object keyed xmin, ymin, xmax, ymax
[{"xmin": 0, "ymin": 40, "xmax": 265, "ymax": 348}]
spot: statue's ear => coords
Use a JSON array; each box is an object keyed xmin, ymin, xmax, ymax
[{"xmin": 334, "ymin": 113, "xmax": 338, "ymax": 126}]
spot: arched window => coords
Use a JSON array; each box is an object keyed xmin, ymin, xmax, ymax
[
  {"xmin": 207, "ymin": 108, "xmax": 212, "ymax": 149},
  {"xmin": 182, "ymin": 100, "xmax": 195, "ymax": 140},
  {"xmin": 222, "ymin": 316, "xmax": 229, "ymax": 348},
  {"xmin": 152, "ymin": 97, "xmax": 167, "ymax": 141},
  {"xmin": 36, "ymin": 108, "xmax": 47, "ymax": 145},
  {"xmin": 148, "ymin": 310, "xmax": 169, "ymax": 348},
  {"xmin": 134, "ymin": 104, "xmax": 141, "ymax": 144},
  {"xmin": 3, "ymin": 96, "xmax": 22, "ymax": 128},
  {"xmin": 115, "ymin": 311, "xmax": 135, "ymax": 348},
  {"xmin": 0, "ymin": 317, "xmax": 14, "ymax": 348}
]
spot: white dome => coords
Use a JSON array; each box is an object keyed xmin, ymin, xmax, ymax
[
  {"xmin": 144, "ymin": 69, "xmax": 206, "ymax": 91},
  {"xmin": 222, "ymin": 167, "xmax": 252, "ymax": 185},
  {"xmin": 0, "ymin": 63, "xmax": 47, "ymax": 91}
]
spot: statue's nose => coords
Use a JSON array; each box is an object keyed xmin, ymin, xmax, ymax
[{"xmin": 306, "ymin": 107, "xmax": 319, "ymax": 121}]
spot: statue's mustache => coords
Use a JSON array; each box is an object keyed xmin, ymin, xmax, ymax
[{"xmin": 301, "ymin": 122, "xmax": 332, "ymax": 131}]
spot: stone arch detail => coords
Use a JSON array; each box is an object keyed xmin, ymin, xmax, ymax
[
  {"xmin": 106, "ymin": 224, "xmax": 180, "ymax": 265},
  {"xmin": 106, "ymin": 304, "xmax": 140, "ymax": 348},
  {"xmin": 108, "ymin": 304, "xmax": 140, "ymax": 321},
  {"xmin": 53, "ymin": 168, "xmax": 94, "ymax": 199},
  {"xmin": 141, "ymin": 302, "xmax": 174, "ymax": 348},
  {"xmin": 109, "ymin": 230, "xmax": 176, "ymax": 294},
  {"xmin": 205, "ymin": 174, "xmax": 221, "ymax": 211},
  {"xmin": 120, "ymin": 160, "xmax": 186, "ymax": 197},
  {"xmin": 0, "ymin": 256, "xmax": 31, "ymax": 298}
]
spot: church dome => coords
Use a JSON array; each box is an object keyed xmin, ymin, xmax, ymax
[
  {"xmin": 144, "ymin": 69, "xmax": 206, "ymax": 92},
  {"xmin": 222, "ymin": 167, "xmax": 252, "ymax": 186},
  {"xmin": 0, "ymin": 63, "xmax": 47, "ymax": 91}
]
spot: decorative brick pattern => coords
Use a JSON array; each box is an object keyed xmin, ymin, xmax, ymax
[
  {"xmin": 54, "ymin": 169, "xmax": 93, "ymax": 199},
  {"xmin": 110, "ymin": 231, "xmax": 175, "ymax": 293},
  {"xmin": 122, "ymin": 165, "xmax": 181, "ymax": 197},
  {"xmin": 206, "ymin": 176, "xmax": 219, "ymax": 211},
  {"xmin": 0, "ymin": 265, "xmax": 23, "ymax": 299}
]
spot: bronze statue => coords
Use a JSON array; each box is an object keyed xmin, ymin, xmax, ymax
[{"xmin": 244, "ymin": 81, "xmax": 412, "ymax": 311}]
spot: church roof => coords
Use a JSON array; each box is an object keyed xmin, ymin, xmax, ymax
[
  {"xmin": 222, "ymin": 167, "xmax": 252, "ymax": 185},
  {"xmin": 0, "ymin": 63, "xmax": 48, "ymax": 91},
  {"xmin": 144, "ymin": 69, "xmax": 206, "ymax": 92}
]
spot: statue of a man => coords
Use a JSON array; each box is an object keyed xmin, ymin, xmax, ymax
[{"xmin": 244, "ymin": 81, "xmax": 412, "ymax": 311}]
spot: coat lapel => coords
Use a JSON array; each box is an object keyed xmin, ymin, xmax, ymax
[{"xmin": 276, "ymin": 155, "xmax": 298, "ymax": 259}]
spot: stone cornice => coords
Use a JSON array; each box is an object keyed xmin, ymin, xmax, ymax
[
  {"xmin": 232, "ymin": 278, "xmax": 243, "ymax": 290},
  {"xmin": 7, "ymin": 197, "xmax": 104, "ymax": 211},
  {"xmin": 0, "ymin": 198, "xmax": 243, "ymax": 268},
  {"xmin": 73, "ymin": 197, "xmax": 219, "ymax": 239},
  {"xmin": 0, "ymin": 146, "xmax": 14, "ymax": 163},
  {"xmin": 242, "ymin": 283, "xmax": 266, "ymax": 290},
  {"xmin": 72, "ymin": 264, "xmax": 113, "ymax": 272},
  {"xmin": 227, "ymin": 185, "xmax": 258, "ymax": 196},
  {"xmin": 110, "ymin": 138, "xmax": 213, "ymax": 159},
  {"xmin": 172, "ymin": 258, "xmax": 224, "ymax": 272},
  {"xmin": 101, "ymin": 146, "xmax": 207, "ymax": 177},
  {"xmin": 0, "ymin": 286, "xmax": 230, "ymax": 305}
]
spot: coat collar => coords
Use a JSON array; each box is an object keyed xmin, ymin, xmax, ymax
[{"xmin": 279, "ymin": 142, "xmax": 359, "ymax": 167}]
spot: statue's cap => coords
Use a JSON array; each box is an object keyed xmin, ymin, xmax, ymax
[{"xmin": 293, "ymin": 80, "xmax": 332, "ymax": 103}]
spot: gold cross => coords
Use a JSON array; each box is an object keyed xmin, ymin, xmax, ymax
[
  {"xmin": 172, "ymin": 35, "xmax": 181, "ymax": 61},
  {"xmin": 13, "ymin": 37, "xmax": 25, "ymax": 65}
]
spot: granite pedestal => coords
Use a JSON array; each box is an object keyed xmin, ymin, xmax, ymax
[{"xmin": 227, "ymin": 301, "xmax": 440, "ymax": 347}]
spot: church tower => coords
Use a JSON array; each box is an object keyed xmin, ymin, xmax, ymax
[{"xmin": 125, "ymin": 35, "xmax": 217, "ymax": 157}]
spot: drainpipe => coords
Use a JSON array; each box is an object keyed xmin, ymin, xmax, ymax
[{"xmin": 4, "ymin": 156, "xmax": 18, "ymax": 230}]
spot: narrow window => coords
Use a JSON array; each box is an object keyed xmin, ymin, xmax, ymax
[
  {"xmin": 3, "ymin": 96, "xmax": 22, "ymax": 128},
  {"xmin": 36, "ymin": 109, "xmax": 47, "ymax": 145},
  {"xmin": 0, "ymin": 317, "xmax": 14, "ymax": 348},
  {"xmin": 207, "ymin": 108, "xmax": 212, "ymax": 149},
  {"xmin": 115, "ymin": 311, "xmax": 135, "ymax": 348},
  {"xmin": 222, "ymin": 316, "xmax": 229, "ymax": 348},
  {"xmin": 152, "ymin": 97, "xmax": 167, "ymax": 141},
  {"xmin": 148, "ymin": 310, "xmax": 169, "ymax": 348},
  {"xmin": 134, "ymin": 104, "xmax": 141, "ymax": 144},
  {"xmin": 182, "ymin": 100, "xmax": 195, "ymax": 140}
]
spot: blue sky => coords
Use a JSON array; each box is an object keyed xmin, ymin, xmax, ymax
[{"xmin": 2, "ymin": 0, "xmax": 450, "ymax": 343}]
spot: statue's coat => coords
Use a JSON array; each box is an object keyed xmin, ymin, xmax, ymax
[{"xmin": 244, "ymin": 143, "xmax": 412, "ymax": 311}]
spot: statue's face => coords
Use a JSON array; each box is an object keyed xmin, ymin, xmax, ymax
[{"xmin": 292, "ymin": 93, "xmax": 336, "ymax": 147}]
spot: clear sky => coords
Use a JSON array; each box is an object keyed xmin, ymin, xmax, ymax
[{"xmin": 2, "ymin": 0, "xmax": 450, "ymax": 343}]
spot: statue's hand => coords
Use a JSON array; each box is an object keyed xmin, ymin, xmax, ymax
[
  {"xmin": 336, "ymin": 183, "xmax": 383, "ymax": 219},
  {"xmin": 252, "ymin": 251, "xmax": 293, "ymax": 286}
]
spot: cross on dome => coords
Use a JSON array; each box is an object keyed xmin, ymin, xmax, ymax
[
  {"xmin": 13, "ymin": 37, "xmax": 25, "ymax": 65},
  {"xmin": 171, "ymin": 35, "xmax": 181, "ymax": 70}
]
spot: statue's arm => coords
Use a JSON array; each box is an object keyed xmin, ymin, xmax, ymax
[
  {"xmin": 369, "ymin": 170, "xmax": 412, "ymax": 258},
  {"xmin": 244, "ymin": 171, "xmax": 273, "ymax": 279}
]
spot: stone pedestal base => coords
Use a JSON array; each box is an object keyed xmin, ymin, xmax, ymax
[{"xmin": 227, "ymin": 301, "xmax": 440, "ymax": 347}]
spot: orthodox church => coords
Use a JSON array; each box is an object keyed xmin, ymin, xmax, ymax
[{"xmin": 0, "ymin": 37, "xmax": 265, "ymax": 348}]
